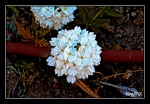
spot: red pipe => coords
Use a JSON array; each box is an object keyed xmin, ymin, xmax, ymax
[
  {"xmin": 6, "ymin": 42, "xmax": 50, "ymax": 58},
  {"xmin": 6, "ymin": 42, "xmax": 144, "ymax": 63},
  {"xmin": 101, "ymin": 49, "xmax": 144, "ymax": 63}
]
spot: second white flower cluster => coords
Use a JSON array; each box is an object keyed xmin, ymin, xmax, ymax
[
  {"xmin": 46, "ymin": 26, "xmax": 102, "ymax": 84},
  {"xmin": 30, "ymin": 6, "xmax": 77, "ymax": 30}
]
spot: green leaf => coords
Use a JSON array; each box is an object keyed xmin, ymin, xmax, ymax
[
  {"xmin": 96, "ymin": 6, "xmax": 111, "ymax": 18},
  {"xmin": 106, "ymin": 8, "xmax": 123, "ymax": 17},
  {"xmin": 91, "ymin": 27, "xmax": 99, "ymax": 34},
  {"xmin": 92, "ymin": 19, "xmax": 110, "ymax": 27},
  {"xmin": 8, "ymin": 20, "xmax": 16, "ymax": 36},
  {"xmin": 22, "ymin": 82, "xmax": 26, "ymax": 94},
  {"xmin": 8, "ymin": 6, "xmax": 19, "ymax": 19},
  {"xmin": 9, "ymin": 20, "xmax": 14, "ymax": 29},
  {"xmin": 17, "ymin": 86, "xmax": 22, "ymax": 97},
  {"xmin": 7, "ymin": 66, "xmax": 19, "ymax": 74},
  {"xmin": 78, "ymin": 6, "xmax": 90, "ymax": 23}
]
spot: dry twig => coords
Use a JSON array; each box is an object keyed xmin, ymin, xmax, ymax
[{"xmin": 75, "ymin": 78, "xmax": 100, "ymax": 98}]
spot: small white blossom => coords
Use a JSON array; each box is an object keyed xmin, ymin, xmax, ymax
[
  {"xmin": 67, "ymin": 14, "xmax": 75, "ymax": 22},
  {"xmin": 55, "ymin": 60, "xmax": 69, "ymax": 76},
  {"xmin": 46, "ymin": 56, "xmax": 58, "ymax": 66},
  {"xmin": 57, "ymin": 29, "xmax": 68, "ymax": 39},
  {"xmin": 75, "ymin": 51, "xmax": 90, "ymax": 66},
  {"xmin": 45, "ymin": 19, "xmax": 53, "ymax": 28},
  {"xmin": 40, "ymin": 6, "xmax": 55, "ymax": 17},
  {"xmin": 50, "ymin": 38, "xmax": 59, "ymax": 46},
  {"xmin": 60, "ymin": 30, "xmax": 78, "ymax": 47},
  {"xmin": 63, "ymin": 46, "xmax": 77, "ymax": 62},
  {"xmin": 80, "ymin": 37, "xmax": 92, "ymax": 52},
  {"xmin": 87, "ymin": 47, "xmax": 102, "ymax": 66},
  {"xmin": 60, "ymin": 13, "xmax": 70, "ymax": 25},
  {"xmin": 68, "ymin": 62, "xmax": 78, "ymax": 76},
  {"xmin": 67, "ymin": 75, "xmax": 76, "ymax": 84}
]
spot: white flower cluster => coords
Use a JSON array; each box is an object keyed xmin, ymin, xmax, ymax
[
  {"xmin": 46, "ymin": 26, "xmax": 102, "ymax": 84},
  {"xmin": 30, "ymin": 6, "xmax": 77, "ymax": 30}
]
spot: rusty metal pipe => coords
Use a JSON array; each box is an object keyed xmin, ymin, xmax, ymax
[
  {"xmin": 101, "ymin": 49, "xmax": 144, "ymax": 63},
  {"xmin": 6, "ymin": 42, "xmax": 144, "ymax": 63}
]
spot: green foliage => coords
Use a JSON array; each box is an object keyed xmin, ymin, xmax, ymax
[
  {"xmin": 78, "ymin": 6, "xmax": 90, "ymax": 24},
  {"xmin": 7, "ymin": 65, "xmax": 19, "ymax": 74},
  {"xmin": 16, "ymin": 82, "xmax": 26, "ymax": 98},
  {"xmin": 92, "ymin": 19, "xmax": 111, "ymax": 27},
  {"xmin": 106, "ymin": 8, "xmax": 123, "ymax": 17},
  {"xmin": 97, "ymin": 7, "xmax": 111, "ymax": 18},
  {"xmin": 7, "ymin": 59, "xmax": 35, "ymax": 98},
  {"xmin": 6, "ymin": 6, "xmax": 21, "ymax": 41},
  {"xmin": 7, "ymin": 6, "xmax": 19, "ymax": 20},
  {"xmin": 78, "ymin": 6, "xmax": 123, "ymax": 34},
  {"xmin": 90, "ymin": 19, "xmax": 111, "ymax": 34}
]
